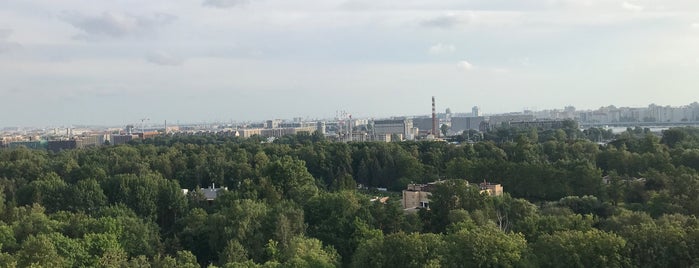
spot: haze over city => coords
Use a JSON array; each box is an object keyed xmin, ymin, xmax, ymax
[{"xmin": 2, "ymin": 0, "xmax": 699, "ymax": 126}]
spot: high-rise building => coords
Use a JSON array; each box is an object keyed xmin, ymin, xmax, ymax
[
  {"xmin": 265, "ymin": 119, "xmax": 282, "ymax": 129},
  {"xmin": 316, "ymin": 121, "xmax": 326, "ymax": 135},
  {"xmin": 472, "ymin": 106, "xmax": 481, "ymax": 117}
]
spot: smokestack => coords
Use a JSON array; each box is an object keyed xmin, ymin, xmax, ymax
[{"xmin": 432, "ymin": 96, "xmax": 437, "ymax": 138}]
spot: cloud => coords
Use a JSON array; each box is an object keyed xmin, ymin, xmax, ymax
[
  {"xmin": 203, "ymin": 0, "xmax": 250, "ymax": 8},
  {"xmin": 421, "ymin": 13, "xmax": 464, "ymax": 28},
  {"xmin": 621, "ymin": 2, "xmax": 644, "ymax": 11},
  {"xmin": 61, "ymin": 11, "xmax": 176, "ymax": 39},
  {"xmin": 428, "ymin": 43, "xmax": 455, "ymax": 55},
  {"xmin": 692, "ymin": 23, "xmax": 699, "ymax": 29},
  {"xmin": 0, "ymin": 29, "xmax": 21, "ymax": 53},
  {"xmin": 458, "ymin": 60, "xmax": 474, "ymax": 70},
  {"xmin": 146, "ymin": 51, "xmax": 183, "ymax": 66}
]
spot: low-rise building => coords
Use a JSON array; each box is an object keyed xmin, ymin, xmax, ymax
[
  {"xmin": 402, "ymin": 180, "xmax": 504, "ymax": 211},
  {"xmin": 402, "ymin": 182, "xmax": 441, "ymax": 210},
  {"xmin": 182, "ymin": 184, "xmax": 228, "ymax": 201},
  {"xmin": 8, "ymin": 140, "xmax": 48, "ymax": 150},
  {"xmin": 111, "ymin": 134, "xmax": 138, "ymax": 145},
  {"xmin": 479, "ymin": 182, "xmax": 503, "ymax": 196}
]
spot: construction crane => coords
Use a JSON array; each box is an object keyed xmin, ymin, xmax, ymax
[{"xmin": 140, "ymin": 118, "xmax": 150, "ymax": 134}]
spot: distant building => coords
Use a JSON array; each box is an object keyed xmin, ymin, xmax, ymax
[
  {"xmin": 472, "ymin": 106, "xmax": 481, "ymax": 117},
  {"xmin": 48, "ymin": 140, "xmax": 78, "ymax": 152},
  {"xmin": 8, "ymin": 140, "xmax": 48, "ymax": 150},
  {"xmin": 260, "ymin": 126, "xmax": 315, "ymax": 138},
  {"xmin": 47, "ymin": 135, "xmax": 108, "ymax": 152},
  {"xmin": 137, "ymin": 131, "xmax": 160, "ymax": 140},
  {"xmin": 317, "ymin": 121, "xmax": 326, "ymax": 135},
  {"xmin": 451, "ymin": 116, "xmax": 486, "ymax": 132},
  {"xmin": 507, "ymin": 119, "xmax": 569, "ymax": 130},
  {"xmin": 352, "ymin": 132, "xmax": 369, "ymax": 142},
  {"xmin": 265, "ymin": 119, "xmax": 282, "ymax": 129},
  {"xmin": 412, "ymin": 117, "xmax": 432, "ymax": 131},
  {"xmin": 373, "ymin": 119, "xmax": 414, "ymax": 141},
  {"xmin": 236, "ymin": 128, "xmax": 262, "ymax": 138},
  {"xmin": 78, "ymin": 135, "xmax": 106, "ymax": 148},
  {"xmin": 112, "ymin": 134, "xmax": 138, "ymax": 146},
  {"xmin": 486, "ymin": 114, "xmax": 535, "ymax": 129},
  {"xmin": 373, "ymin": 134, "xmax": 392, "ymax": 142}
]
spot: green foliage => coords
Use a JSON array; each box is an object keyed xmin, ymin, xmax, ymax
[
  {"xmin": 352, "ymin": 232, "xmax": 444, "ymax": 268},
  {"xmin": 281, "ymin": 236, "xmax": 340, "ymax": 268},
  {"xmin": 533, "ymin": 229, "xmax": 629, "ymax": 268},
  {"xmin": 443, "ymin": 226, "xmax": 527, "ymax": 268},
  {"xmin": 304, "ymin": 191, "xmax": 370, "ymax": 263},
  {"xmin": 427, "ymin": 180, "xmax": 490, "ymax": 232},
  {"xmin": 1, "ymin": 128, "xmax": 699, "ymax": 266}
]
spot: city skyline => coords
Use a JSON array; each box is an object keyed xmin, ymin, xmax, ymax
[
  {"xmin": 2, "ymin": 0, "xmax": 699, "ymax": 127},
  {"xmin": 2, "ymin": 100, "xmax": 698, "ymax": 129}
]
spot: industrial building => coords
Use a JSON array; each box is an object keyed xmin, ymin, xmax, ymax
[
  {"xmin": 373, "ymin": 119, "xmax": 415, "ymax": 141},
  {"xmin": 451, "ymin": 116, "xmax": 486, "ymax": 132}
]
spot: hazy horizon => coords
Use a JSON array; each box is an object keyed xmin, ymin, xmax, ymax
[{"xmin": 2, "ymin": 0, "xmax": 699, "ymax": 127}]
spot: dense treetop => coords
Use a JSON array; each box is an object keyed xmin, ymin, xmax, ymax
[{"xmin": 2, "ymin": 125, "xmax": 699, "ymax": 267}]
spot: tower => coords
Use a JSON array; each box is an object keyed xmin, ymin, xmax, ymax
[{"xmin": 432, "ymin": 96, "xmax": 438, "ymax": 138}]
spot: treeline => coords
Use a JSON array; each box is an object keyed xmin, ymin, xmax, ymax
[{"xmin": 0, "ymin": 126, "xmax": 699, "ymax": 267}]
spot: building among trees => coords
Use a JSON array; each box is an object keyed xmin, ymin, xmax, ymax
[{"xmin": 402, "ymin": 180, "xmax": 503, "ymax": 211}]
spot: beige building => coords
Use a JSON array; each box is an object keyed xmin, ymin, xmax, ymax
[
  {"xmin": 402, "ymin": 180, "xmax": 504, "ymax": 211},
  {"xmin": 479, "ymin": 182, "xmax": 503, "ymax": 196},
  {"xmin": 402, "ymin": 182, "xmax": 441, "ymax": 210},
  {"xmin": 235, "ymin": 128, "xmax": 262, "ymax": 138}
]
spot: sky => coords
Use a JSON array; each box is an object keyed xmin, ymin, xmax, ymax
[{"xmin": 1, "ymin": 0, "xmax": 699, "ymax": 127}]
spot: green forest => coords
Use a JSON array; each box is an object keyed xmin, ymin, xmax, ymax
[{"xmin": 2, "ymin": 124, "xmax": 699, "ymax": 267}]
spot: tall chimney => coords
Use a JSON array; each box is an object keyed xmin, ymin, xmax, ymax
[{"xmin": 432, "ymin": 96, "xmax": 437, "ymax": 138}]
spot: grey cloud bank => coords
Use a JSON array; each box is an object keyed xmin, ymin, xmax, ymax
[{"xmin": 60, "ymin": 11, "xmax": 177, "ymax": 39}]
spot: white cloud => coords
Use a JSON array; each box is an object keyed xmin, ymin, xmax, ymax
[
  {"xmin": 0, "ymin": 29, "xmax": 21, "ymax": 53},
  {"xmin": 146, "ymin": 51, "xmax": 183, "ymax": 66},
  {"xmin": 458, "ymin": 60, "xmax": 474, "ymax": 70},
  {"xmin": 622, "ymin": 2, "xmax": 644, "ymax": 12},
  {"xmin": 203, "ymin": 0, "xmax": 250, "ymax": 8},
  {"xmin": 692, "ymin": 23, "xmax": 699, "ymax": 29},
  {"xmin": 428, "ymin": 43, "xmax": 455, "ymax": 55},
  {"xmin": 60, "ymin": 11, "xmax": 176, "ymax": 39}
]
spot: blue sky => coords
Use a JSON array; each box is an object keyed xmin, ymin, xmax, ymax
[{"xmin": 1, "ymin": 0, "xmax": 699, "ymax": 127}]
